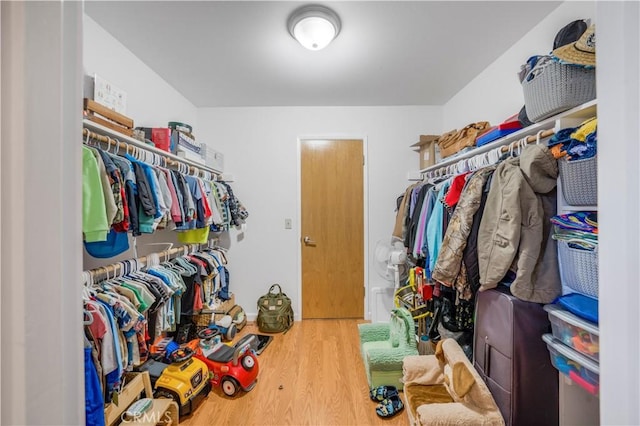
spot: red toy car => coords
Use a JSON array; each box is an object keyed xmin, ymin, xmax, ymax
[{"xmin": 186, "ymin": 329, "xmax": 259, "ymax": 396}]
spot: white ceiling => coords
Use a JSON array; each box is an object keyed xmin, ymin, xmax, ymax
[{"xmin": 84, "ymin": 1, "xmax": 561, "ymax": 107}]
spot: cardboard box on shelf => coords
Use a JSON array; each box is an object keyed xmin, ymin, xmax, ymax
[{"xmin": 411, "ymin": 135, "xmax": 439, "ymax": 169}]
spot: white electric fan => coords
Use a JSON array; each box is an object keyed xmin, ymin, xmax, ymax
[{"xmin": 373, "ymin": 237, "xmax": 409, "ymax": 289}]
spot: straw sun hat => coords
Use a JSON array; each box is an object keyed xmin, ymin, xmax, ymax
[{"xmin": 552, "ymin": 24, "xmax": 596, "ymax": 67}]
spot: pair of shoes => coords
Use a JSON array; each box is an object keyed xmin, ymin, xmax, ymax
[
  {"xmin": 375, "ymin": 394, "xmax": 404, "ymax": 418},
  {"xmin": 369, "ymin": 385, "xmax": 398, "ymax": 402}
]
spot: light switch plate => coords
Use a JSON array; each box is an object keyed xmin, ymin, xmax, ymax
[{"xmin": 284, "ymin": 218, "xmax": 292, "ymax": 229}]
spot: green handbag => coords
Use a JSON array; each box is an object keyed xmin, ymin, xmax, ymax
[{"xmin": 257, "ymin": 284, "xmax": 294, "ymax": 333}]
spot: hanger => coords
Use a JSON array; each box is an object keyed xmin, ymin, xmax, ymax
[
  {"xmin": 508, "ymin": 140, "xmax": 516, "ymax": 157},
  {"xmin": 516, "ymin": 137, "xmax": 524, "ymax": 155},
  {"xmin": 83, "ymin": 309, "xmax": 94, "ymax": 325},
  {"xmin": 82, "ymin": 272, "xmax": 96, "ymax": 301},
  {"xmin": 492, "ymin": 146, "xmax": 502, "ymax": 164}
]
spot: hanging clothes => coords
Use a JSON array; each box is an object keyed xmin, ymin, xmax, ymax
[
  {"xmin": 84, "ymin": 346, "xmax": 106, "ymax": 426},
  {"xmin": 110, "ymin": 154, "xmax": 139, "ymax": 236},
  {"xmin": 477, "ymin": 144, "xmax": 560, "ymax": 303},
  {"xmin": 392, "ymin": 184, "xmax": 417, "ymax": 240},
  {"xmin": 82, "ymin": 146, "xmax": 109, "ymax": 242},
  {"xmin": 433, "ymin": 167, "xmax": 495, "ymax": 288},
  {"xmin": 426, "ymin": 180, "xmax": 451, "ymax": 276},
  {"xmin": 87, "ymin": 146, "xmax": 118, "ymax": 226}
]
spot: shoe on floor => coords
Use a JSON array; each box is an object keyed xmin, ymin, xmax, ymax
[
  {"xmin": 369, "ymin": 385, "xmax": 398, "ymax": 402},
  {"xmin": 376, "ymin": 394, "xmax": 404, "ymax": 418}
]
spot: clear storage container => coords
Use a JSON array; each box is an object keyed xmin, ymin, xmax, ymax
[
  {"xmin": 542, "ymin": 334, "xmax": 599, "ymax": 396},
  {"xmin": 544, "ymin": 304, "xmax": 599, "ymax": 361}
]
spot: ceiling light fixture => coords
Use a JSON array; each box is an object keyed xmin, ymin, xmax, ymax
[{"xmin": 287, "ymin": 5, "xmax": 341, "ymax": 51}]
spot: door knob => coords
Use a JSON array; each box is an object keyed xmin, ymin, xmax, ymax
[{"xmin": 303, "ymin": 236, "xmax": 316, "ymax": 245}]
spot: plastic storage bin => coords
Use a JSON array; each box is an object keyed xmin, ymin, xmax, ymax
[
  {"xmin": 542, "ymin": 334, "xmax": 599, "ymax": 396},
  {"xmin": 558, "ymin": 240, "xmax": 599, "ymax": 298},
  {"xmin": 544, "ymin": 304, "xmax": 599, "ymax": 361},
  {"xmin": 559, "ymin": 156, "xmax": 598, "ymax": 206},
  {"xmin": 522, "ymin": 58, "xmax": 596, "ymax": 123}
]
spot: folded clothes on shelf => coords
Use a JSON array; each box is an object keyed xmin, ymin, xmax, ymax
[
  {"xmin": 551, "ymin": 212, "xmax": 598, "ymax": 251},
  {"xmin": 548, "ymin": 117, "xmax": 597, "ymax": 160}
]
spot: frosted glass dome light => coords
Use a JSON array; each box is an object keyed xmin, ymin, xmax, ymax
[{"xmin": 288, "ymin": 5, "xmax": 341, "ymax": 51}]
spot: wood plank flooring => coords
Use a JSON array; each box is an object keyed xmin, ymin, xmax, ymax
[{"xmin": 180, "ymin": 319, "xmax": 409, "ymax": 426}]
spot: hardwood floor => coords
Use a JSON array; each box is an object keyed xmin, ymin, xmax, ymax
[{"xmin": 180, "ymin": 319, "xmax": 409, "ymax": 426}]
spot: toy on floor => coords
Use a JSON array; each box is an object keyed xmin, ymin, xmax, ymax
[
  {"xmin": 254, "ymin": 334, "xmax": 274, "ymax": 355},
  {"xmin": 209, "ymin": 315, "xmax": 237, "ymax": 341},
  {"xmin": 235, "ymin": 333, "xmax": 273, "ymax": 355},
  {"xmin": 186, "ymin": 328, "xmax": 259, "ymax": 396},
  {"xmin": 135, "ymin": 339, "xmax": 211, "ymax": 417}
]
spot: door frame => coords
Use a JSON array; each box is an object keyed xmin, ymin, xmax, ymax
[
  {"xmin": 296, "ymin": 134, "xmax": 370, "ymax": 320},
  {"xmin": 1, "ymin": 2, "xmax": 84, "ymax": 423}
]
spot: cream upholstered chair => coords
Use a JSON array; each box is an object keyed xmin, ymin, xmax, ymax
[
  {"xmin": 402, "ymin": 338, "xmax": 505, "ymax": 426},
  {"xmin": 358, "ymin": 307, "xmax": 418, "ymax": 391}
]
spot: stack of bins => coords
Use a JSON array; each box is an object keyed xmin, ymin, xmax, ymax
[
  {"xmin": 545, "ymin": 118, "xmax": 600, "ymax": 398},
  {"xmin": 542, "ymin": 303, "xmax": 599, "ymax": 396}
]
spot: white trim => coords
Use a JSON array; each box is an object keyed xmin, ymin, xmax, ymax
[
  {"xmin": 0, "ymin": 3, "xmax": 3, "ymax": 420},
  {"xmin": 2, "ymin": 5, "xmax": 29, "ymax": 422},
  {"xmin": 296, "ymin": 135, "xmax": 369, "ymax": 320},
  {"xmin": 296, "ymin": 139, "xmax": 303, "ymax": 320},
  {"xmin": 597, "ymin": 2, "xmax": 640, "ymax": 424}
]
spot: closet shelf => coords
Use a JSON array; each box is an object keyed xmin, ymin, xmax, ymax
[
  {"xmin": 559, "ymin": 205, "xmax": 598, "ymax": 213},
  {"xmin": 83, "ymin": 118, "xmax": 223, "ymax": 175},
  {"xmin": 419, "ymin": 99, "xmax": 598, "ymax": 175}
]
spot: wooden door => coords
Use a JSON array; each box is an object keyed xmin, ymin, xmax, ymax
[{"xmin": 301, "ymin": 139, "xmax": 364, "ymax": 319}]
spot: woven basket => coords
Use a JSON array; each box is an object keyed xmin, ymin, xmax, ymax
[
  {"xmin": 192, "ymin": 312, "xmax": 214, "ymax": 327},
  {"xmin": 522, "ymin": 59, "xmax": 596, "ymax": 122},
  {"xmin": 559, "ymin": 156, "xmax": 598, "ymax": 206},
  {"xmin": 558, "ymin": 240, "xmax": 598, "ymax": 298}
]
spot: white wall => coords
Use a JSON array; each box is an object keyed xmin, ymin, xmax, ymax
[
  {"xmin": 83, "ymin": 15, "xmax": 198, "ymax": 128},
  {"xmin": 197, "ymin": 106, "xmax": 441, "ymax": 321},
  {"xmin": 442, "ymin": 1, "xmax": 596, "ymax": 131}
]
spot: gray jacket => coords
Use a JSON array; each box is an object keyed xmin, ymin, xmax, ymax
[{"xmin": 477, "ymin": 144, "xmax": 561, "ymax": 303}]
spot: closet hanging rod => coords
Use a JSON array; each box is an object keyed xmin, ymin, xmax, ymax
[
  {"xmin": 421, "ymin": 128, "xmax": 556, "ymax": 179},
  {"xmin": 82, "ymin": 119, "xmax": 222, "ymax": 178},
  {"xmin": 84, "ymin": 242, "xmax": 218, "ymax": 284}
]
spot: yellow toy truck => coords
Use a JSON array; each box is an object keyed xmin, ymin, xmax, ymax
[{"xmin": 137, "ymin": 344, "xmax": 211, "ymax": 416}]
